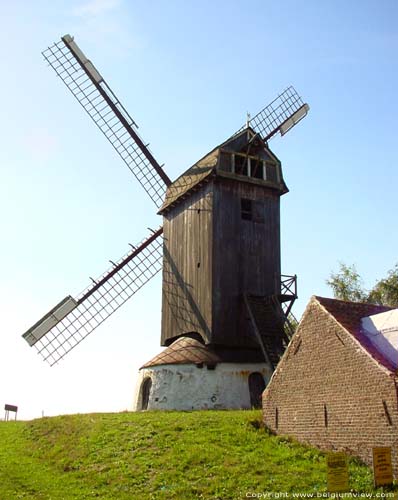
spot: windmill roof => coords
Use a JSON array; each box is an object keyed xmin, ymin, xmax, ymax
[
  {"xmin": 314, "ymin": 296, "xmax": 395, "ymax": 372},
  {"xmin": 158, "ymin": 127, "xmax": 285, "ymax": 214},
  {"xmin": 140, "ymin": 336, "xmax": 221, "ymax": 368},
  {"xmin": 158, "ymin": 148, "xmax": 218, "ymax": 213}
]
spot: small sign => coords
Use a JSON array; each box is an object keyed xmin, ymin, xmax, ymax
[
  {"xmin": 327, "ymin": 452, "xmax": 349, "ymax": 492},
  {"xmin": 4, "ymin": 404, "xmax": 18, "ymax": 412},
  {"xmin": 373, "ymin": 447, "xmax": 393, "ymax": 487}
]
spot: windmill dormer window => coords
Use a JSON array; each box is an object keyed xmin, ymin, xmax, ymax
[
  {"xmin": 232, "ymin": 155, "xmax": 249, "ymax": 176},
  {"xmin": 234, "ymin": 154, "xmax": 249, "ymax": 176},
  {"xmin": 234, "ymin": 153, "xmax": 280, "ymax": 182},
  {"xmin": 219, "ymin": 150, "xmax": 279, "ymax": 184},
  {"xmin": 250, "ymin": 158, "xmax": 264, "ymax": 180},
  {"xmin": 265, "ymin": 162, "xmax": 278, "ymax": 183}
]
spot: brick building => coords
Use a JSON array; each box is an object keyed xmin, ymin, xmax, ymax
[{"xmin": 262, "ymin": 296, "xmax": 398, "ymax": 476}]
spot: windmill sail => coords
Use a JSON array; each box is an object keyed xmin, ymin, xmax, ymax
[
  {"xmin": 42, "ymin": 35, "xmax": 170, "ymax": 208},
  {"xmin": 238, "ymin": 86, "xmax": 309, "ymax": 142},
  {"xmin": 23, "ymin": 228, "xmax": 163, "ymax": 365}
]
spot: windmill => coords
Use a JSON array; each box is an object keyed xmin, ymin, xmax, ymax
[{"xmin": 23, "ymin": 34, "xmax": 309, "ymax": 410}]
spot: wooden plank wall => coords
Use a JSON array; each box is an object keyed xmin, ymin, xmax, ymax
[
  {"xmin": 161, "ymin": 176, "xmax": 283, "ymax": 349},
  {"xmin": 212, "ymin": 178, "xmax": 281, "ymax": 347},
  {"xmin": 161, "ymin": 183, "xmax": 213, "ymax": 346}
]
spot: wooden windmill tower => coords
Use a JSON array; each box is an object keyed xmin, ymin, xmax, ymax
[{"xmin": 22, "ymin": 35, "xmax": 309, "ymax": 410}]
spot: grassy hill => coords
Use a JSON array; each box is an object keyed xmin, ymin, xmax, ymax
[{"xmin": 0, "ymin": 410, "xmax": 392, "ymax": 499}]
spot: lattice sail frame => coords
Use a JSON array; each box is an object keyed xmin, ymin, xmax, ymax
[
  {"xmin": 23, "ymin": 228, "xmax": 163, "ymax": 365},
  {"xmin": 42, "ymin": 35, "xmax": 170, "ymax": 208},
  {"xmin": 237, "ymin": 86, "xmax": 309, "ymax": 142}
]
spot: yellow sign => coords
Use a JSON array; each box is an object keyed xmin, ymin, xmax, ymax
[
  {"xmin": 373, "ymin": 447, "xmax": 393, "ymax": 487},
  {"xmin": 327, "ymin": 452, "xmax": 349, "ymax": 492}
]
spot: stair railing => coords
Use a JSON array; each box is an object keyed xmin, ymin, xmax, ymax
[{"xmin": 243, "ymin": 294, "xmax": 273, "ymax": 367}]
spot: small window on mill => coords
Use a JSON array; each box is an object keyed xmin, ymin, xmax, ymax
[
  {"xmin": 241, "ymin": 198, "xmax": 252, "ymax": 220},
  {"xmin": 235, "ymin": 154, "xmax": 248, "ymax": 176},
  {"xmin": 265, "ymin": 162, "xmax": 278, "ymax": 183},
  {"xmin": 250, "ymin": 158, "xmax": 264, "ymax": 180},
  {"xmin": 219, "ymin": 151, "xmax": 232, "ymax": 172}
]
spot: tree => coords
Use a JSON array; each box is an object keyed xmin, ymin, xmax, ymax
[
  {"xmin": 326, "ymin": 262, "xmax": 398, "ymax": 308},
  {"xmin": 367, "ymin": 264, "xmax": 398, "ymax": 308},
  {"xmin": 326, "ymin": 263, "xmax": 367, "ymax": 302}
]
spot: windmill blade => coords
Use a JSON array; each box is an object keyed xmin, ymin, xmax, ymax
[
  {"xmin": 22, "ymin": 228, "xmax": 163, "ymax": 366},
  {"xmin": 239, "ymin": 86, "xmax": 309, "ymax": 142},
  {"xmin": 42, "ymin": 35, "xmax": 171, "ymax": 208}
]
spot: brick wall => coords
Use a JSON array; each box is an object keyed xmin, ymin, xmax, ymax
[{"xmin": 262, "ymin": 297, "xmax": 398, "ymax": 476}]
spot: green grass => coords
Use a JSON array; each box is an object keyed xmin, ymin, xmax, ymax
[{"xmin": 0, "ymin": 410, "xmax": 394, "ymax": 499}]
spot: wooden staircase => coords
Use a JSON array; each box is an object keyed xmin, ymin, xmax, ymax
[{"xmin": 244, "ymin": 294, "xmax": 295, "ymax": 369}]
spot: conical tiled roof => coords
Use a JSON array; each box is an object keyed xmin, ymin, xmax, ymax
[{"xmin": 140, "ymin": 336, "xmax": 221, "ymax": 369}]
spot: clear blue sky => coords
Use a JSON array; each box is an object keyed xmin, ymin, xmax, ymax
[{"xmin": 1, "ymin": 0, "xmax": 397, "ymax": 419}]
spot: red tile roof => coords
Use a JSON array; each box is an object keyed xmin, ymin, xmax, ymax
[{"xmin": 315, "ymin": 296, "xmax": 395, "ymax": 372}]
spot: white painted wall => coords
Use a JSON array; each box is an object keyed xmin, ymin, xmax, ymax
[
  {"xmin": 132, "ymin": 362, "xmax": 272, "ymax": 411},
  {"xmin": 361, "ymin": 309, "xmax": 398, "ymax": 367}
]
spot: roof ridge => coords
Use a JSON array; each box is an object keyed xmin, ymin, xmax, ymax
[{"xmin": 314, "ymin": 295, "xmax": 393, "ymax": 310}]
